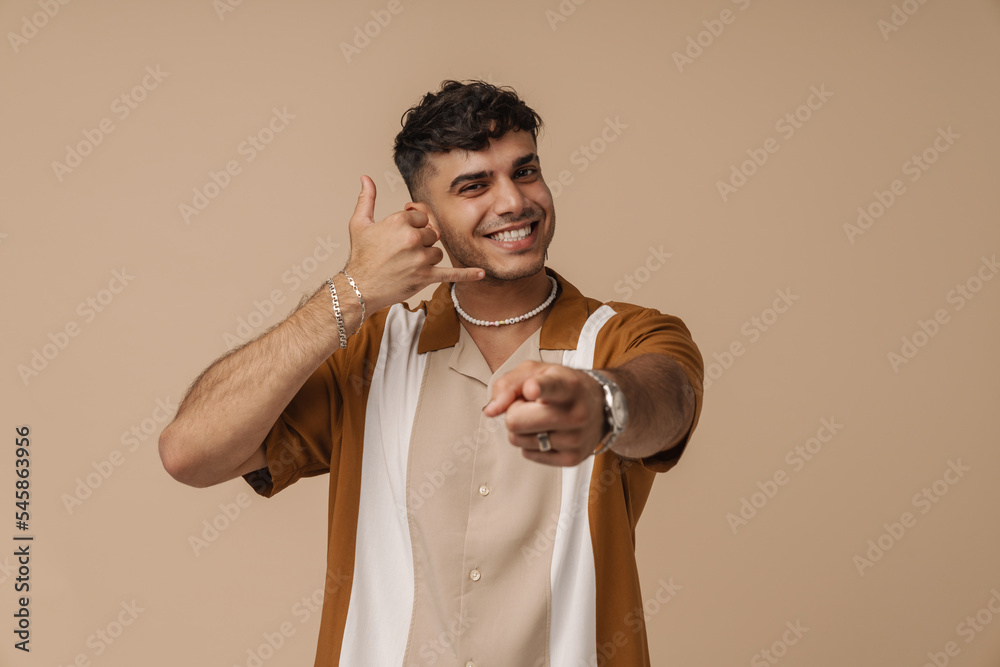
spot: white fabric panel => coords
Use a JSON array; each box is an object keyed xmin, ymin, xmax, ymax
[
  {"xmin": 340, "ymin": 305, "xmax": 427, "ymax": 666},
  {"xmin": 549, "ymin": 305, "xmax": 617, "ymax": 667}
]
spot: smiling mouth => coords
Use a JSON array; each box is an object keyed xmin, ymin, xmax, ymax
[{"xmin": 486, "ymin": 221, "xmax": 537, "ymax": 242}]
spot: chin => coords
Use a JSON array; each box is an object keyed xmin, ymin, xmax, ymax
[{"xmin": 480, "ymin": 257, "xmax": 547, "ymax": 283}]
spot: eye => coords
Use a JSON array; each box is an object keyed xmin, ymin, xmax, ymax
[
  {"xmin": 515, "ymin": 167, "xmax": 538, "ymax": 178},
  {"xmin": 459, "ymin": 183, "xmax": 485, "ymax": 194}
]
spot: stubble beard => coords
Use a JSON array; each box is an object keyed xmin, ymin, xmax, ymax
[{"xmin": 439, "ymin": 213, "xmax": 556, "ymax": 286}]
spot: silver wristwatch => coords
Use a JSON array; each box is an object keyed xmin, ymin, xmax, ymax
[{"xmin": 581, "ymin": 369, "xmax": 628, "ymax": 455}]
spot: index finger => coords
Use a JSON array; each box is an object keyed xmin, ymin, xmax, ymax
[
  {"xmin": 400, "ymin": 208, "xmax": 429, "ymax": 228},
  {"xmin": 523, "ymin": 369, "xmax": 578, "ymax": 405},
  {"xmin": 483, "ymin": 361, "xmax": 546, "ymax": 417}
]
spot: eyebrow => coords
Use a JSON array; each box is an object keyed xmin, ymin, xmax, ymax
[{"xmin": 448, "ymin": 152, "xmax": 539, "ymax": 192}]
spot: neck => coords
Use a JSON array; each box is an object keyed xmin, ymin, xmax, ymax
[{"xmin": 452, "ymin": 268, "xmax": 553, "ymax": 324}]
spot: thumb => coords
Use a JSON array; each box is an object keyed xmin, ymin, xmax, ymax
[{"xmin": 352, "ymin": 175, "xmax": 377, "ymax": 223}]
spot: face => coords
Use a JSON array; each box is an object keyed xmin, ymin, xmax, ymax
[{"xmin": 417, "ymin": 130, "xmax": 555, "ymax": 284}]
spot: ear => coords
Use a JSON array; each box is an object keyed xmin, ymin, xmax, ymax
[{"xmin": 405, "ymin": 201, "xmax": 438, "ymax": 234}]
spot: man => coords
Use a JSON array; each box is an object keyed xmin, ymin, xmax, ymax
[{"xmin": 159, "ymin": 80, "xmax": 703, "ymax": 666}]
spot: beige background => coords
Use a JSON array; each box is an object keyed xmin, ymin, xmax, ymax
[{"xmin": 2, "ymin": 0, "xmax": 999, "ymax": 665}]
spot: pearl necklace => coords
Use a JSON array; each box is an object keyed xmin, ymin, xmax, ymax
[{"xmin": 451, "ymin": 275, "xmax": 559, "ymax": 327}]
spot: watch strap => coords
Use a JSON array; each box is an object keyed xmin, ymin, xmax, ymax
[{"xmin": 582, "ymin": 369, "xmax": 623, "ymax": 456}]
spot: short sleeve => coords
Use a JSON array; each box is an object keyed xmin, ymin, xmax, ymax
[
  {"xmin": 242, "ymin": 355, "xmax": 342, "ymax": 498},
  {"xmin": 594, "ymin": 304, "xmax": 705, "ymax": 473},
  {"xmin": 242, "ymin": 308, "xmax": 390, "ymax": 497}
]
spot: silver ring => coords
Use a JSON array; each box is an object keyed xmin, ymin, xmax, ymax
[{"xmin": 537, "ymin": 432, "xmax": 552, "ymax": 453}]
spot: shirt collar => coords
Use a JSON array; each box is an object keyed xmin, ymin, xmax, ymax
[{"xmin": 416, "ymin": 267, "xmax": 596, "ymax": 354}]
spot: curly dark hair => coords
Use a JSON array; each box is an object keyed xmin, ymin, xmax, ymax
[{"xmin": 393, "ymin": 80, "xmax": 544, "ymax": 201}]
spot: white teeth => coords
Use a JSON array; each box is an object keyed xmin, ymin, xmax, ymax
[{"xmin": 490, "ymin": 225, "xmax": 532, "ymax": 242}]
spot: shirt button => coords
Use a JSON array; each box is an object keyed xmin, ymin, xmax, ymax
[
  {"xmin": 469, "ymin": 568, "xmax": 481, "ymax": 582},
  {"xmin": 479, "ymin": 484, "xmax": 490, "ymax": 496}
]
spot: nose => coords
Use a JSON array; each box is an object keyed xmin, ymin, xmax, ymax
[{"xmin": 492, "ymin": 176, "xmax": 532, "ymax": 219}]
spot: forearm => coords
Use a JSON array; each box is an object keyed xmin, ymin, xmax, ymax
[
  {"xmin": 159, "ymin": 274, "xmax": 361, "ymax": 487},
  {"xmin": 601, "ymin": 353, "xmax": 696, "ymax": 460}
]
